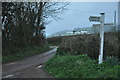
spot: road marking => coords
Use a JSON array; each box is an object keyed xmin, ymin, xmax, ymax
[
  {"xmin": 6, "ymin": 62, "xmax": 15, "ymax": 65},
  {"xmin": 3, "ymin": 74, "xmax": 14, "ymax": 78},
  {"xmin": 35, "ymin": 65, "xmax": 42, "ymax": 69}
]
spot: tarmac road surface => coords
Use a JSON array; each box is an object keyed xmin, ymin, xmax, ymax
[{"xmin": 2, "ymin": 46, "xmax": 58, "ymax": 78}]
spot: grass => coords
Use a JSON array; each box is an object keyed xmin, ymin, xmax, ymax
[
  {"xmin": 2, "ymin": 44, "xmax": 50, "ymax": 63},
  {"xmin": 44, "ymin": 54, "xmax": 120, "ymax": 78}
]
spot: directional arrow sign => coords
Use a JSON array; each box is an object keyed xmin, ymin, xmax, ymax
[{"xmin": 89, "ymin": 16, "xmax": 101, "ymax": 22}]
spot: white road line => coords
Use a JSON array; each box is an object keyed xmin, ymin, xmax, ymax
[
  {"xmin": 3, "ymin": 74, "xmax": 14, "ymax": 78},
  {"xmin": 6, "ymin": 62, "xmax": 15, "ymax": 65},
  {"xmin": 35, "ymin": 65, "xmax": 42, "ymax": 69}
]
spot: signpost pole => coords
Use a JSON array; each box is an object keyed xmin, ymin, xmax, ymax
[
  {"xmin": 99, "ymin": 13, "xmax": 105, "ymax": 64},
  {"xmin": 89, "ymin": 13, "xmax": 105, "ymax": 64}
]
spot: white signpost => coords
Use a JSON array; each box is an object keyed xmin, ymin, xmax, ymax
[
  {"xmin": 89, "ymin": 16, "xmax": 101, "ymax": 22},
  {"xmin": 89, "ymin": 13, "xmax": 105, "ymax": 64}
]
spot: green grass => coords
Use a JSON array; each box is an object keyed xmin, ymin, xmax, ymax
[
  {"xmin": 2, "ymin": 44, "xmax": 50, "ymax": 63},
  {"xmin": 44, "ymin": 54, "xmax": 120, "ymax": 78}
]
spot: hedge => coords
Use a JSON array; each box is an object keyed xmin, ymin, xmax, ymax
[{"xmin": 57, "ymin": 32, "xmax": 119, "ymax": 60}]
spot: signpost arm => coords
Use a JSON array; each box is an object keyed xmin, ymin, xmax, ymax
[{"xmin": 99, "ymin": 13, "xmax": 105, "ymax": 64}]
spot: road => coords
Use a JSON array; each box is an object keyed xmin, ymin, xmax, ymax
[{"xmin": 2, "ymin": 46, "xmax": 58, "ymax": 78}]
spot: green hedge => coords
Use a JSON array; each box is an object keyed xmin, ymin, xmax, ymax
[
  {"xmin": 57, "ymin": 32, "xmax": 119, "ymax": 59},
  {"xmin": 47, "ymin": 36, "xmax": 64, "ymax": 45}
]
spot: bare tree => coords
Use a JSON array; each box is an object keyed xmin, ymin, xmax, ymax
[{"xmin": 2, "ymin": 1, "xmax": 69, "ymax": 55}]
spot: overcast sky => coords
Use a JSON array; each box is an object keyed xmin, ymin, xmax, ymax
[{"xmin": 45, "ymin": 2, "xmax": 118, "ymax": 35}]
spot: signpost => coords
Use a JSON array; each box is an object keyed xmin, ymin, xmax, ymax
[
  {"xmin": 89, "ymin": 13, "xmax": 105, "ymax": 64},
  {"xmin": 89, "ymin": 16, "xmax": 101, "ymax": 22}
]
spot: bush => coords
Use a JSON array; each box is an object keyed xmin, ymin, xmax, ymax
[
  {"xmin": 47, "ymin": 36, "xmax": 64, "ymax": 45},
  {"xmin": 104, "ymin": 56, "xmax": 119, "ymax": 66},
  {"xmin": 57, "ymin": 32, "xmax": 119, "ymax": 59}
]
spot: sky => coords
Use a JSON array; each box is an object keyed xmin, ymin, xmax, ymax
[{"xmin": 45, "ymin": 2, "xmax": 118, "ymax": 36}]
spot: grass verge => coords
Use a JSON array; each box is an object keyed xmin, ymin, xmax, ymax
[
  {"xmin": 2, "ymin": 44, "xmax": 50, "ymax": 63},
  {"xmin": 44, "ymin": 54, "xmax": 120, "ymax": 78}
]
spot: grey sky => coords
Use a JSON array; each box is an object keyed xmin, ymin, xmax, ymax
[{"xmin": 45, "ymin": 2, "xmax": 118, "ymax": 35}]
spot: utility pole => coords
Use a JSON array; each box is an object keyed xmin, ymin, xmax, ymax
[
  {"xmin": 118, "ymin": 1, "xmax": 120, "ymax": 31},
  {"xmin": 99, "ymin": 13, "xmax": 105, "ymax": 64},
  {"xmin": 114, "ymin": 11, "xmax": 116, "ymax": 26},
  {"xmin": 114, "ymin": 11, "xmax": 116, "ymax": 31}
]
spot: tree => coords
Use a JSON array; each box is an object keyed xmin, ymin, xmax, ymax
[{"xmin": 2, "ymin": 1, "xmax": 69, "ymax": 55}]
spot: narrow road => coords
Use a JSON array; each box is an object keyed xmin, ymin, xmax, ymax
[{"xmin": 2, "ymin": 46, "xmax": 58, "ymax": 78}]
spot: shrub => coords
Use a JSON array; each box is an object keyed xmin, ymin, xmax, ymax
[
  {"xmin": 57, "ymin": 32, "xmax": 119, "ymax": 59},
  {"xmin": 104, "ymin": 56, "xmax": 119, "ymax": 66},
  {"xmin": 47, "ymin": 36, "xmax": 64, "ymax": 45}
]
